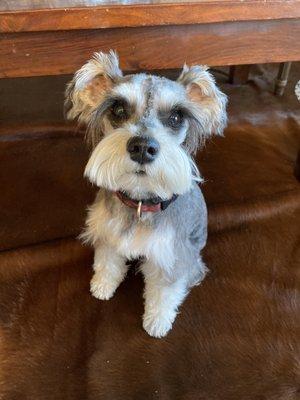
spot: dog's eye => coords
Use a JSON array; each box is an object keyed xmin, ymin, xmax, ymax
[
  {"xmin": 168, "ymin": 110, "xmax": 183, "ymax": 129},
  {"xmin": 111, "ymin": 101, "xmax": 127, "ymax": 121}
]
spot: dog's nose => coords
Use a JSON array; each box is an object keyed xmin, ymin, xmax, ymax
[{"xmin": 127, "ymin": 136, "xmax": 160, "ymax": 164}]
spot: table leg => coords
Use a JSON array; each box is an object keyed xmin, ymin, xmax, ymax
[{"xmin": 274, "ymin": 62, "xmax": 292, "ymax": 96}]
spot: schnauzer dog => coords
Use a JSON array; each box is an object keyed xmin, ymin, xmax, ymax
[{"xmin": 65, "ymin": 51, "xmax": 227, "ymax": 338}]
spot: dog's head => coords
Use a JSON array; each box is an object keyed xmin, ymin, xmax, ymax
[{"xmin": 65, "ymin": 51, "xmax": 227, "ymax": 199}]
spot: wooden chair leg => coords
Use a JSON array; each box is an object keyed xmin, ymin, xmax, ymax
[
  {"xmin": 274, "ymin": 62, "xmax": 292, "ymax": 96},
  {"xmin": 229, "ymin": 65, "xmax": 251, "ymax": 84}
]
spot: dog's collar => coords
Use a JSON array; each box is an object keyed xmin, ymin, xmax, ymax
[{"xmin": 115, "ymin": 191, "xmax": 178, "ymax": 218}]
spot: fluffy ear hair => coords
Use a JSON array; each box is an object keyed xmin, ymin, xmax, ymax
[
  {"xmin": 178, "ymin": 64, "xmax": 227, "ymax": 153},
  {"xmin": 64, "ymin": 50, "xmax": 122, "ymax": 124}
]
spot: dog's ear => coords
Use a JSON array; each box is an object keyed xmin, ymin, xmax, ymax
[
  {"xmin": 64, "ymin": 50, "xmax": 122, "ymax": 124},
  {"xmin": 178, "ymin": 64, "xmax": 227, "ymax": 153}
]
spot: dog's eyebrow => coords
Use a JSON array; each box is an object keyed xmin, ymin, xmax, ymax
[
  {"xmin": 171, "ymin": 101, "xmax": 206, "ymax": 124},
  {"xmin": 159, "ymin": 102, "xmax": 195, "ymax": 118},
  {"xmin": 95, "ymin": 94, "xmax": 130, "ymax": 117},
  {"xmin": 173, "ymin": 104, "xmax": 193, "ymax": 117}
]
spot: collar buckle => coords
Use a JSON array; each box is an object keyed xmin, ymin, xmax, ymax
[{"xmin": 137, "ymin": 200, "xmax": 142, "ymax": 220}]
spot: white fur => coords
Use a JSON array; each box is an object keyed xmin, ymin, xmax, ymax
[
  {"xmin": 66, "ymin": 51, "xmax": 227, "ymax": 337},
  {"xmin": 142, "ymin": 263, "xmax": 188, "ymax": 337},
  {"xmin": 91, "ymin": 244, "xmax": 128, "ymax": 300},
  {"xmin": 84, "ymin": 196, "xmax": 188, "ymax": 337},
  {"xmin": 84, "ymin": 127, "xmax": 201, "ymax": 200},
  {"xmin": 83, "ymin": 196, "xmax": 175, "ymax": 271}
]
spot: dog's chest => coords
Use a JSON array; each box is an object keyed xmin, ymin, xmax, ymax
[
  {"xmin": 96, "ymin": 207, "xmax": 175, "ymax": 267},
  {"xmin": 115, "ymin": 217, "xmax": 174, "ymax": 265}
]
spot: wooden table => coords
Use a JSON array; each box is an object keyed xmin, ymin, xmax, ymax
[{"xmin": 1, "ymin": 0, "xmax": 300, "ymax": 78}]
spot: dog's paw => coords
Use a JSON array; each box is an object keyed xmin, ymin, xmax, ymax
[
  {"xmin": 143, "ymin": 312, "xmax": 175, "ymax": 338},
  {"xmin": 90, "ymin": 273, "xmax": 118, "ymax": 300}
]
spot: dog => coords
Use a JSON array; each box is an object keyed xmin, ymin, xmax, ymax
[{"xmin": 65, "ymin": 51, "xmax": 227, "ymax": 338}]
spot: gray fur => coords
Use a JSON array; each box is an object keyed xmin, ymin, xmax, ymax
[{"xmin": 65, "ymin": 51, "xmax": 227, "ymax": 337}]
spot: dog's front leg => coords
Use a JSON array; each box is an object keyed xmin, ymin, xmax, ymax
[
  {"xmin": 142, "ymin": 262, "xmax": 188, "ymax": 338},
  {"xmin": 90, "ymin": 243, "xmax": 128, "ymax": 300}
]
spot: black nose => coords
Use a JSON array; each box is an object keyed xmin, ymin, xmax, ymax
[{"xmin": 126, "ymin": 136, "xmax": 160, "ymax": 164}]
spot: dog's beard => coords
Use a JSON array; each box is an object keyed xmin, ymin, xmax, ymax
[{"xmin": 84, "ymin": 129, "xmax": 201, "ymax": 199}]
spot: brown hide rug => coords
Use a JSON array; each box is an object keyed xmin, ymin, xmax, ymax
[{"xmin": 0, "ymin": 64, "xmax": 299, "ymax": 399}]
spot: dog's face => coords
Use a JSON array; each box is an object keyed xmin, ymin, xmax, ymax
[{"xmin": 65, "ymin": 51, "xmax": 227, "ymax": 199}]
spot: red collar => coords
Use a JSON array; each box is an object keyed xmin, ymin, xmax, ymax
[{"xmin": 115, "ymin": 191, "xmax": 178, "ymax": 214}]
